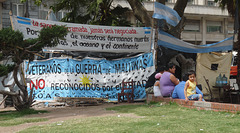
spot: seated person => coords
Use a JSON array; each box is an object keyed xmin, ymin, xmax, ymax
[
  {"xmin": 184, "ymin": 70, "xmax": 202, "ymax": 101},
  {"xmin": 172, "ymin": 73, "xmax": 204, "ymax": 101},
  {"xmin": 145, "ymin": 66, "xmax": 165, "ymax": 94},
  {"xmin": 160, "ymin": 63, "xmax": 179, "ymax": 97},
  {"xmin": 153, "ymin": 73, "xmax": 162, "ymax": 97}
]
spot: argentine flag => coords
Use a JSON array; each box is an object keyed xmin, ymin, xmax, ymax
[
  {"xmin": 158, "ymin": 30, "xmax": 233, "ymax": 53},
  {"xmin": 152, "ymin": 2, "xmax": 181, "ymax": 27}
]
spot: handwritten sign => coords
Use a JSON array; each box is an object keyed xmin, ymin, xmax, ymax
[{"xmin": 12, "ymin": 16, "xmax": 152, "ymax": 53}]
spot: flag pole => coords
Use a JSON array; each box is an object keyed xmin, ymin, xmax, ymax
[
  {"xmin": 151, "ymin": 2, "xmax": 158, "ymax": 71},
  {"xmin": 9, "ymin": 11, "xmax": 14, "ymax": 30},
  {"xmin": 234, "ymin": 0, "xmax": 239, "ymax": 43}
]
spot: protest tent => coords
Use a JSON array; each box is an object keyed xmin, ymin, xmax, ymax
[{"xmin": 158, "ymin": 30, "xmax": 233, "ymax": 100}]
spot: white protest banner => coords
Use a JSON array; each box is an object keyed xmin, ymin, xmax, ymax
[
  {"xmin": 12, "ymin": 16, "xmax": 152, "ymax": 53},
  {"xmin": 24, "ymin": 52, "xmax": 155, "ymax": 101}
]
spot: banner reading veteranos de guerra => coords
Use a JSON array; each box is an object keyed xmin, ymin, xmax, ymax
[
  {"xmin": 12, "ymin": 15, "xmax": 152, "ymax": 53},
  {"xmin": 24, "ymin": 53, "xmax": 154, "ymax": 101}
]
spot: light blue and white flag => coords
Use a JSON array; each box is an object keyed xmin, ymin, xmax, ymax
[
  {"xmin": 46, "ymin": 10, "xmax": 57, "ymax": 21},
  {"xmin": 24, "ymin": 52, "xmax": 155, "ymax": 101},
  {"xmin": 158, "ymin": 30, "xmax": 233, "ymax": 53},
  {"xmin": 152, "ymin": 2, "xmax": 181, "ymax": 27}
]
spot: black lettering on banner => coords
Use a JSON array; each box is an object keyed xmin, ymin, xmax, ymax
[
  {"xmin": 112, "ymin": 43, "xmax": 138, "ymax": 50},
  {"xmin": 55, "ymin": 83, "xmax": 59, "ymax": 90},
  {"xmin": 74, "ymin": 83, "xmax": 79, "ymax": 90},
  {"xmin": 139, "ymin": 60, "xmax": 144, "ymax": 70},
  {"xmin": 115, "ymin": 84, "xmax": 121, "ymax": 90},
  {"xmin": 105, "ymin": 42, "xmax": 111, "ymax": 49},
  {"xmin": 59, "ymin": 40, "xmax": 68, "ymax": 46},
  {"xmin": 143, "ymin": 59, "xmax": 148, "ymax": 67},
  {"xmin": 72, "ymin": 40, "xmax": 78, "ymax": 46},
  {"xmin": 114, "ymin": 59, "xmax": 147, "ymax": 74},
  {"xmin": 134, "ymin": 36, "xmax": 149, "ymax": 42},
  {"xmin": 70, "ymin": 33, "xmax": 78, "ymax": 39},
  {"xmin": 102, "ymin": 85, "xmax": 113, "ymax": 92},
  {"xmin": 50, "ymin": 82, "xmax": 103, "ymax": 92},
  {"xmin": 137, "ymin": 81, "xmax": 142, "ymax": 88},
  {"xmin": 60, "ymin": 83, "xmax": 65, "ymax": 90},
  {"xmin": 26, "ymin": 28, "xmax": 39, "ymax": 35},
  {"xmin": 84, "ymin": 64, "xmax": 88, "ymax": 74},
  {"xmin": 96, "ymin": 84, "xmax": 100, "ymax": 91},
  {"xmin": 46, "ymin": 93, "xmax": 51, "ymax": 99},
  {"xmin": 78, "ymin": 42, "xmax": 99, "ymax": 48},
  {"xmin": 28, "ymin": 64, "xmax": 62, "ymax": 75},
  {"xmin": 85, "ymin": 84, "xmax": 91, "ymax": 90},
  {"xmin": 38, "ymin": 93, "xmax": 43, "ymax": 99},
  {"xmin": 75, "ymin": 64, "xmax": 102, "ymax": 74},
  {"xmin": 107, "ymin": 35, "xmax": 133, "ymax": 42},
  {"xmin": 79, "ymin": 83, "xmax": 84, "ymax": 90},
  {"xmin": 80, "ymin": 35, "xmax": 105, "ymax": 41},
  {"xmin": 55, "ymin": 93, "xmax": 60, "ymax": 97}
]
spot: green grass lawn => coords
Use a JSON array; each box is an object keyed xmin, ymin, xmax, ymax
[
  {"xmin": 19, "ymin": 102, "xmax": 240, "ymax": 133},
  {"xmin": 0, "ymin": 108, "xmax": 48, "ymax": 126}
]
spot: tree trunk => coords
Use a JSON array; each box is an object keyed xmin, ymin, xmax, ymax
[
  {"xmin": 0, "ymin": 62, "xmax": 33, "ymax": 111},
  {"xmin": 173, "ymin": 0, "xmax": 188, "ymax": 18},
  {"xmin": 168, "ymin": 0, "xmax": 188, "ymax": 38},
  {"xmin": 126, "ymin": 0, "xmax": 152, "ymax": 27},
  {"xmin": 156, "ymin": 0, "xmax": 165, "ymax": 4},
  {"xmin": 12, "ymin": 63, "xmax": 33, "ymax": 111}
]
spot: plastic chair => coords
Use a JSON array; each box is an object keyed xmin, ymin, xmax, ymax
[{"xmin": 118, "ymin": 79, "xmax": 134, "ymax": 103}]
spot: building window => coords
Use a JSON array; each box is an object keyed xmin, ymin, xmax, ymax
[
  {"xmin": 166, "ymin": 0, "xmax": 173, "ymax": 3},
  {"xmin": 207, "ymin": 21, "xmax": 222, "ymax": 33},
  {"xmin": 39, "ymin": 10, "xmax": 48, "ymax": 20},
  {"xmin": 39, "ymin": 4, "xmax": 67, "ymax": 21},
  {"xmin": 188, "ymin": 0, "xmax": 194, "ymax": 4},
  {"xmin": 12, "ymin": 3, "xmax": 24, "ymax": 17},
  {"xmin": 56, "ymin": 11, "xmax": 67, "ymax": 21},
  {"xmin": 184, "ymin": 20, "xmax": 200, "ymax": 32},
  {"xmin": 207, "ymin": 0, "xmax": 217, "ymax": 6},
  {"xmin": 228, "ymin": 22, "xmax": 234, "ymax": 34}
]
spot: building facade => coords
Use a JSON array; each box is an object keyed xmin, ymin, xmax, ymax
[
  {"xmin": 113, "ymin": 0, "xmax": 234, "ymax": 45},
  {"xmin": 1, "ymin": 0, "xmax": 66, "ymax": 28},
  {"xmin": 0, "ymin": 0, "xmax": 234, "ymax": 45}
]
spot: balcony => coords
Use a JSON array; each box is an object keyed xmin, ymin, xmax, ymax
[{"xmin": 112, "ymin": 1, "xmax": 229, "ymax": 17}]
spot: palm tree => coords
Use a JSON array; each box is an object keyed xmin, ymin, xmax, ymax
[{"xmin": 215, "ymin": 0, "xmax": 240, "ymax": 84}]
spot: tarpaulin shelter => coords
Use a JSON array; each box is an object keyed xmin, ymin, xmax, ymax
[
  {"xmin": 196, "ymin": 52, "xmax": 232, "ymax": 99},
  {"xmin": 158, "ymin": 30, "xmax": 233, "ymax": 100}
]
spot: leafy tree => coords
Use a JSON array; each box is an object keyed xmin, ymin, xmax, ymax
[
  {"xmin": 215, "ymin": 0, "xmax": 240, "ymax": 84},
  {"xmin": 21, "ymin": 0, "xmax": 132, "ymax": 26},
  {"xmin": 22, "ymin": 0, "xmax": 188, "ymax": 36},
  {"xmin": 0, "ymin": 26, "xmax": 68, "ymax": 111},
  {"xmin": 17, "ymin": 0, "xmax": 189, "ymax": 95}
]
